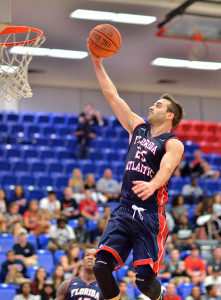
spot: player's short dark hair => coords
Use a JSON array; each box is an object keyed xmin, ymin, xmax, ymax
[{"xmin": 161, "ymin": 93, "xmax": 184, "ymax": 128}]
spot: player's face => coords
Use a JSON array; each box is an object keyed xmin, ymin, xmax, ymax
[
  {"xmin": 84, "ymin": 249, "xmax": 96, "ymax": 270},
  {"xmin": 147, "ymin": 99, "xmax": 171, "ymax": 125}
]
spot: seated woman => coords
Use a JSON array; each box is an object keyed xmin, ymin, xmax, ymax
[
  {"xmin": 60, "ymin": 244, "xmax": 83, "ymax": 279},
  {"xmin": 171, "ymin": 194, "xmax": 188, "ymax": 224},
  {"xmin": 23, "ymin": 199, "xmax": 50, "ymax": 236},
  {"xmin": 52, "ymin": 266, "xmax": 65, "ymax": 291},
  {"xmin": 31, "ymin": 267, "xmax": 47, "ymax": 295}
]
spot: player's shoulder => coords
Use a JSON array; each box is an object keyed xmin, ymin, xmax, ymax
[
  {"xmin": 133, "ymin": 122, "xmax": 149, "ymax": 132},
  {"xmin": 166, "ymin": 138, "xmax": 184, "ymax": 150}
]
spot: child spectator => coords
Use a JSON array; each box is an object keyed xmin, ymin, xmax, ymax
[
  {"xmin": 60, "ymin": 245, "xmax": 83, "ymax": 279},
  {"xmin": 23, "ymin": 199, "xmax": 50, "ymax": 236},
  {"xmin": 13, "ymin": 282, "xmax": 38, "ymax": 300},
  {"xmin": 52, "ymin": 266, "xmax": 65, "ymax": 290},
  {"xmin": 171, "ymin": 194, "xmax": 188, "ymax": 224},
  {"xmin": 185, "ymin": 285, "xmax": 203, "ymax": 300},
  {"xmin": 31, "ymin": 267, "xmax": 47, "ymax": 295},
  {"xmin": 164, "ymin": 282, "xmax": 181, "ymax": 300},
  {"xmin": 4, "ymin": 202, "xmax": 22, "ymax": 239},
  {"xmin": 11, "ymin": 185, "xmax": 28, "ymax": 214}
]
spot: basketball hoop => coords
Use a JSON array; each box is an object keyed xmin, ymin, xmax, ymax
[
  {"xmin": 0, "ymin": 26, "xmax": 45, "ymax": 102},
  {"xmin": 188, "ymin": 33, "xmax": 209, "ymax": 61}
]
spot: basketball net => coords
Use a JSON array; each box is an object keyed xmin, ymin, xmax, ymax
[
  {"xmin": 188, "ymin": 33, "xmax": 209, "ymax": 61},
  {"xmin": 0, "ymin": 26, "xmax": 45, "ymax": 103}
]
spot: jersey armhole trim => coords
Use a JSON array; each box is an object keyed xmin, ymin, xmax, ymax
[
  {"xmin": 132, "ymin": 122, "xmax": 147, "ymax": 135},
  {"xmin": 66, "ymin": 278, "xmax": 72, "ymax": 294}
]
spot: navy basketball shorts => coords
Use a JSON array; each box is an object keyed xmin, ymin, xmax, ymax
[{"xmin": 96, "ymin": 200, "xmax": 168, "ymax": 274}]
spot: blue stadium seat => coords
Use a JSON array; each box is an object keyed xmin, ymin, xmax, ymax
[
  {"xmin": 10, "ymin": 124, "xmax": 24, "ymax": 135},
  {"xmin": 5, "ymin": 148, "xmax": 21, "ymax": 159},
  {"xmin": 1, "ymin": 174, "xmax": 17, "ymax": 187},
  {"xmin": 30, "ymin": 162, "xmax": 46, "ymax": 173},
  {"xmin": 116, "ymin": 265, "xmax": 129, "ymax": 280},
  {"xmin": 55, "ymin": 149, "xmax": 71, "ymax": 160},
  {"xmin": 12, "ymin": 161, "xmax": 29, "ymax": 173},
  {"xmin": 57, "ymin": 127, "xmax": 73, "ymax": 137},
  {"xmin": 68, "ymin": 219, "xmax": 79, "ymax": 228},
  {"xmin": 87, "ymin": 220, "xmax": 97, "ymax": 231},
  {"xmin": 48, "ymin": 162, "xmax": 63, "ymax": 174},
  {"xmin": 64, "ymin": 162, "xmax": 80, "ymax": 174},
  {"xmin": 38, "ymin": 234, "xmax": 50, "ymax": 249},
  {"xmin": 39, "ymin": 149, "xmax": 55, "ymax": 160},
  {"xmin": 0, "ymin": 284, "xmax": 17, "ymax": 300},
  {"xmin": 6, "ymin": 113, "xmax": 19, "ymax": 122},
  {"xmin": 26, "ymin": 125, "xmax": 40, "ymax": 137},
  {"xmin": 20, "ymin": 113, "xmax": 35, "ymax": 123},
  {"xmin": 51, "ymin": 114, "xmax": 66, "ymax": 125},
  {"xmin": 36, "ymin": 113, "xmax": 50, "ymax": 124},
  {"xmin": 54, "ymin": 176, "xmax": 69, "ymax": 189},
  {"xmin": 101, "ymin": 127, "xmax": 117, "ymax": 138},
  {"xmin": 54, "ymin": 249, "xmax": 65, "ymax": 265},
  {"xmin": 0, "ymin": 160, "xmax": 11, "ymax": 171},
  {"xmin": 18, "ymin": 175, "xmax": 35, "ymax": 187},
  {"xmin": 0, "ymin": 252, "xmax": 6, "ymax": 270},
  {"xmin": 27, "ymin": 266, "xmax": 38, "ymax": 280},
  {"xmin": 88, "ymin": 149, "xmax": 103, "ymax": 160},
  {"xmin": 0, "ymin": 234, "xmax": 15, "ymax": 252},
  {"xmin": 50, "ymin": 137, "xmax": 65, "ymax": 147},
  {"xmin": 26, "ymin": 234, "xmax": 38, "ymax": 250},
  {"xmin": 66, "ymin": 115, "xmax": 78, "ymax": 126},
  {"xmin": 178, "ymin": 283, "xmax": 195, "ymax": 300},
  {"xmin": 42, "ymin": 126, "xmax": 56, "ymax": 136},
  {"xmin": 37, "ymin": 249, "xmax": 54, "ymax": 276},
  {"xmin": 22, "ymin": 149, "xmax": 38, "ymax": 159},
  {"xmin": 36, "ymin": 176, "xmax": 53, "ymax": 188},
  {"xmin": 26, "ymin": 189, "xmax": 43, "ymax": 201},
  {"xmin": 32, "ymin": 137, "xmax": 49, "ymax": 146}
]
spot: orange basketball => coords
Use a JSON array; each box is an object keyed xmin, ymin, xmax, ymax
[{"xmin": 88, "ymin": 24, "xmax": 121, "ymax": 57}]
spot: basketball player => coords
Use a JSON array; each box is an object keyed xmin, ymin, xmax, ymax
[
  {"xmin": 56, "ymin": 248, "xmax": 104, "ymax": 300},
  {"xmin": 87, "ymin": 41, "xmax": 184, "ymax": 300}
]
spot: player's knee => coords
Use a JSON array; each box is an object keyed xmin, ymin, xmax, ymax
[
  {"xmin": 93, "ymin": 257, "xmax": 120, "ymax": 299},
  {"xmin": 136, "ymin": 274, "xmax": 161, "ymax": 300}
]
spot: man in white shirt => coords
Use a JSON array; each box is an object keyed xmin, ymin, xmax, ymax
[
  {"xmin": 97, "ymin": 169, "xmax": 120, "ymax": 202},
  {"xmin": 39, "ymin": 191, "xmax": 61, "ymax": 220},
  {"xmin": 47, "ymin": 216, "xmax": 76, "ymax": 252}
]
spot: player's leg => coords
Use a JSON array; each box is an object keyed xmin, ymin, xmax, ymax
[
  {"xmin": 136, "ymin": 264, "xmax": 165, "ymax": 300},
  {"xmin": 93, "ymin": 250, "xmax": 120, "ymax": 300}
]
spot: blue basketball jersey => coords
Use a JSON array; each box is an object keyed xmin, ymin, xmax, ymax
[
  {"xmin": 121, "ymin": 122, "xmax": 179, "ymax": 207},
  {"xmin": 66, "ymin": 277, "xmax": 104, "ymax": 300}
]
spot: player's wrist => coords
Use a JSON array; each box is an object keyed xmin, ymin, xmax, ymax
[{"xmin": 150, "ymin": 181, "xmax": 159, "ymax": 190}]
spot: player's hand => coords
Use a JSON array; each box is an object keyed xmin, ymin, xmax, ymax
[
  {"xmin": 87, "ymin": 38, "xmax": 103, "ymax": 63},
  {"xmin": 132, "ymin": 181, "xmax": 158, "ymax": 201}
]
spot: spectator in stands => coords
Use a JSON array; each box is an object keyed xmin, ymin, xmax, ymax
[
  {"xmin": 40, "ymin": 279, "xmax": 56, "ymax": 300},
  {"xmin": 185, "ymin": 244, "xmax": 206, "ymax": 284},
  {"xmin": 11, "ymin": 185, "xmax": 28, "ymax": 214},
  {"xmin": 174, "ymin": 154, "xmax": 191, "ymax": 178},
  {"xmin": 4, "ymin": 202, "xmax": 23, "ymax": 239},
  {"xmin": 190, "ymin": 150, "xmax": 220, "ymax": 180},
  {"xmin": 60, "ymin": 186, "xmax": 79, "ymax": 220},
  {"xmin": 84, "ymin": 173, "xmax": 97, "ymax": 191},
  {"xmin": 0, "ymin": 188, "xmax": 7, "ymax": 213},
  {"xmin": 60, "ymin": 245, "xmax": 83, "ymax": 279},
  {"xmin": 100, "ymin": 205, "xmax": 111, "ymax": 222},
  {"xmin": 39, "ymin": 191, "xmax": 61, "ymax": 220},
  {"xmin": 169, "ymin": 249, "xmax": 189, "ymax": 285},
  {"xmin": 68, "ymin": 168, "xmax": 84, "ymax": 194},
  {"xmin": 47, "ymin": 216, "xmax": 76, "ymax": 253},
  {"xmin": 74, "ymin": 105, "xmax": 98, "ymax": 159},
  {"xmin": 80, "ymin": 103, "xmax": 104, "ymax": 127},
  {"xmin": 212, "ymin": 193, "xmax": 221, "ymax": 217},
  {"xmin": 23, "ymin": 200, "xmax": 50, "ymax": 236},
  {"xmin": 79, "ymin": 189, "xmax": 99, "ymax": 221},
  {"xmin": 172, "ymin": 215, "xmax": 195, "ymax": 252},
  {"xmin": 207, "ymin": 248, "xmax": 221, "ymax": 275},
  {"xmin": 90, "ymin": 218, "xmax": 107, "ymax": 247},
  {"xmin": 13, "ymin": 227, "xmax": 37, "ymax": 267},
  {"xmin": 13, "ymin": 282, "xmax": 37, "ymax": 300},
  {"xmin": 204, "ymin": 264, "xmax": 221, "ymax": 297},
  {"xmin": 181, "ymin": 177, "xmax": 203, "ymax": 203},
  {"xmin": 165, "ymin": 208, "xmax": 175, "ymax": 233},
  {"xmin": 31, "ymin": 267, "xmax": 47, "ymax": 295},
  {"xmin": 52, "ymin": 266, "xmax": 65, "ymax": 290},
  {"xmin": 185, "ymin": 285, "xmax": 203, "ymax": 300},
  {"xmin": 96, "ymin": 168, "xmax": 121, "ymax": 202},
  {"xmin": 203, "ymin": 285, "xmax": 219, "ymax": 300},
  {"xmin": 119, "ymin": 279, "xmax": 134, "ymax": 300},
  {"xmin": 171, "ymin": 194, "xmax": 188, "ymax": 224},
  {"xmin": 164, "ymin": 282, "xmax": 181, "ymax": 300},
  {"xmin": 74, "ymin": 216, "xmax": 90, "ymax": 249},
  {"xmin": 158, "ymin": 257, "xmax": 172, "ymax": 282},
  {"xmin": 1, "ymin": 250, "xmax": 30, "ymax": 285}
]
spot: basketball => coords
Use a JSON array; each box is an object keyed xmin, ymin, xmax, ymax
[{"xmin": 88, "ymin": 24, "xmax": 121, "ymax": 58}]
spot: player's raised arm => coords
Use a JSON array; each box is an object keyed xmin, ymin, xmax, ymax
[
  {"xmin": 132, "ymin": 138, "xmax": 184, "ymax": 200},
  {"xmin": 87, "ymin": 40, "xmax": 144, "ymax": 135}
]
